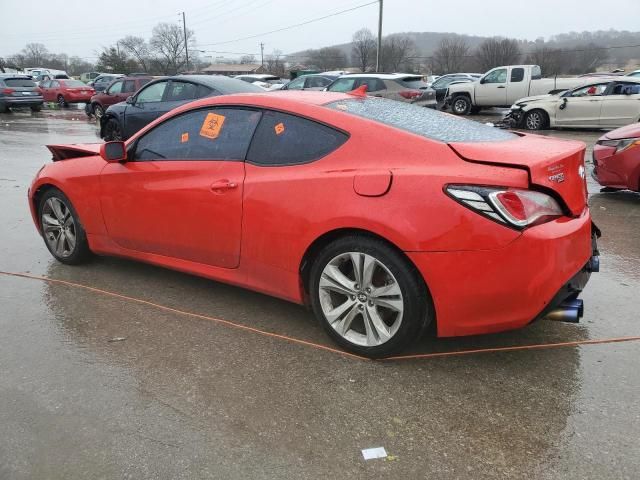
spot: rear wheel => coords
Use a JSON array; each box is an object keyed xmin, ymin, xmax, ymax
[
  {"xmin": 103, "ymin": 118, "xmax": 122, "ymax": 141},
  {"xmin": 451, "ymin": 95, "xmax": 472, "ymax": 115},
  {"xmin": 38, "ymin": 188, "xmax": 91, "ymax": 265},
  {"xmin": 309, "ymin": 235, "xmax": 431, "ymax": 358},
  {"xmin": 524, "ymin": 110, "xmax": 548, "ymax": 130},
  {"xmin": 57, "ymin": 95, "xmax": 68, "ymax": 108}
]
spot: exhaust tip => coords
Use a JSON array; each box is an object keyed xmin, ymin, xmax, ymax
[{"xmin": 545, "ymin": 299, "xmax": 583, "ymax": 323}]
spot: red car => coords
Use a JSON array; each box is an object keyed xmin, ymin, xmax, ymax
[
  {"xmin": 28, "ymin": 91, "xmax": 599, "ymax": 357},
  {"xmin": 40, "ymin": 79, "xmax": 95, "ymax": 107},
  {"xmin": 592, "ymin": 123, "xmax": 640, "ymax": 192},
  {"xmin": 86, "ymin": 75, "xmax": 154, "ymax": 118}
]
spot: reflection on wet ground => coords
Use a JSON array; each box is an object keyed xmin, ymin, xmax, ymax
[{"xmin": 0, "ymin": 108, "xmax": 639, "ymax": 479}]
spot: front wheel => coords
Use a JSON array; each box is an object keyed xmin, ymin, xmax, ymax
[
  {"xmin": 103, "ymin": 118, "xmax": 122, "ymax": 141},
  {"xmin": 451, "ymin": 95, "xmax": 472, "ymax": 115},
  {"xmin": 309, "ymin": 236, "xmax": 431, "ymax": 358},
  {"xmin": 57, "ymin": 95, "xmax": 68, "ymax": 108},
  {"xmin": 39, "ymin": 188, "xmax": 91, "ymax": 265},
  {"xmin": 524, "ymin": 110, "xmax": 548, "ymax": 130}
]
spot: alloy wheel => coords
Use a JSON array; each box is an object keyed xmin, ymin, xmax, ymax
[
  {"xmin": 453, "ymin": 98, "xmax": 468, "ymax": 114},
  {"xmin": 318, "ymin": 252, "xmax": 404, "ymax": 347},
  {"xmin": 41, "ymin": 197, "xmax": 76, "ymax": 258},
  {"xmin": 526, "ymin": 112, "xmax": 542, "ymax": 130}
]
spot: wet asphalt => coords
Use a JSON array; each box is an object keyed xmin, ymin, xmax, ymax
[{"xmin": 0, "ymin": 106, "xmax": 638, "ymax": 479}]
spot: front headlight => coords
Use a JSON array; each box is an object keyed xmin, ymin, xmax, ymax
[
  {"xmin": 510, "ymin": 103, "xmax": 525, "ymax": 110},
  {"xmin": 597, "ymin": 137, "xmax": 640, "ymax": 153}
]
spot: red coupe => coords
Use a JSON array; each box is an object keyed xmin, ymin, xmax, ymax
[
  {"xmin": 28, "ymin": 91, "xmax": 599, "ymax": 357},
  {"xmin": 592, "ymin": 122, "xmax": 640, "ymax": 192},
  {"xmin": 40, "ymin": 79, "xmax": 95, "ymax": 107}
]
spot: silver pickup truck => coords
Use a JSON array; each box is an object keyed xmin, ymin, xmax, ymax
[{"xmin": 444, "ymin": 65, "xmax": 604, "ymax": 115}]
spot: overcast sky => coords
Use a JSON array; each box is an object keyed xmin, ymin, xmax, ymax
[{"xmin": 2, "ymin": 0, "xmax": 639, "ymax": 62}]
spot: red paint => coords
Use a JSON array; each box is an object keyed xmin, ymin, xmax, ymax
[
  {"xmin": 29, "ymin": 91, "xmax": 594, "ymax": 337},
  {"xmin": 40, "ymin": 79, "xmax": 94, "ymax": 104},
  {"xmin": 593, "ymin": 123, "xmax": 640, "ymax": 191}
]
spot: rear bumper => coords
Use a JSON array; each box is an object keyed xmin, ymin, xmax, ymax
[
  {"xmin": 407, "ymin": 211, "xmax": 597, "ymax": 337},
  {"xmin": 1, "ymin": 96, "xmax": 43, "ymax": 107}
]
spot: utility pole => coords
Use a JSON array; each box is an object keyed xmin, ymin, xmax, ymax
[
  {"xmin": 260, "ymin": 42, "xmax": 265, "ymax": 69},
  {"xmin": 376, "ymin": 0, "xmax": 383, "ymax": 72},
  {"xmin": 182, "ymin": 12, "xmax": 190, "ymax": 71}
]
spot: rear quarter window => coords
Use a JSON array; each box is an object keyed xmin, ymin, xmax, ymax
[
  {"xmin": 247, "ymin": 110, "xmax": 348, "ymax": 166},
  {"xmin": 327, "ymin": 97, "xmax": 515, "ymax": 143}
]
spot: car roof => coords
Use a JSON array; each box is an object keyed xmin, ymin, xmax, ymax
[
  {"xmin": 162, "ymin": 74, "xmax": 265, "ymax": 93},
  {"xmin": 342, "ymin": 73, "xmax": 421, "ymax": 79},
  {"xmin": 0, "ymin": 74, "xmax": 33, "ymax": 79}
]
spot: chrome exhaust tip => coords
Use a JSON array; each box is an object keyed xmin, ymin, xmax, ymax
[{"xmin": 545, "ymin": 299, "xmax": 584, "ymax": 323}]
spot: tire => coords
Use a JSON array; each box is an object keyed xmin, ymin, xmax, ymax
[
  {"xmin": 103, "ymin": 117, "xmax": 122, "ymax": 141},
  {"xmin": 38, "ymin": 188, "xmax": 91, "ymax": 265},
  {"xmin": 57, "ymin": 95, "xmax": 68, "ymax": 108},
  {"xmin": 451, "ymin": 95, "xmax": 472, "ymax": 115},
  {"xmin": 523, "ymin": 110, "xmax": 548, "ymax": 130},
  {"xmin": 92, "ymin": 103, "xmax": 104, "ymax": 119},
  {"xmin": 31, "ymin": 105, "xmax": 42, "ymax": 112},
  {"xmin": 309, "ymin": 235, "xmax": 431, "ymax": 358}
]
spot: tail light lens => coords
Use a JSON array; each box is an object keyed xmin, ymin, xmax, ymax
[
  {"xmin": 446, "ymin": 185, "xmax": 563, "ymax": 229},
  {"xmin": 597, "ymin": 137, "xmax": 640, "ymax": 153},
  {"xmin": 2, "ymin": 88, "xmax": 15, "ymax": 94},
  {"xmin": 399, "ymin": 90, "xmax": 422, "ymax": 99}
]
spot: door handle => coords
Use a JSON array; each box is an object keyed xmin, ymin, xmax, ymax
[
  {"xmin": 210, "ymin": 179, "xmax": 238, "ymax": 194},
  {"xmin": 497, "ymin": 86, "xmax": 506, "ymax": 89}
]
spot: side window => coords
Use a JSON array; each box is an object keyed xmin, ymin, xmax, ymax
[
  {"xmin": 609, "ymin": 83, "xmax": 640, "ymax": 95},
  {"xmin": 165, "ymin": 81, "xmax": 198, "ymax": 101},
  {"xmin": 483, "ymin": 68, "xmax": 507, "ymax": 84},
  {"xmin": 40, "ymin": 80, "xmax": 51, "ymax": 88},
  {"xmin": 196, "ymin": 84, "xmax": 213, "ymax": 98},
  {"xmin": 286, "ymin": 77, "xmax": 306, "ymax": 90},
  {"xmin": 137, "ymin": 78, "xmax": 151, "ymax": 89},
  {"xmin": 247, "ymin": 111, "xmax": 348, "ymax": 166},
  {"xmin": 570, "ymin": 84, "xmax": 607, "ymax": 97},
  {"xmin": 136, "ymin": 81, "xmax": 167, "ymax": 103},
  {"xmin": 327, "ymin": 78, "xmax": 357, "ymax": 92},
  {"xmin": 133, "ymin": 108, "xmax": 262, "ymax": 161},
  {"xmin": 122, "ymin": 80, "xmax": 137, "ymax": 93},
  {"xmin": 358, "ymin": 78, "xmax": 385, "ymax": 92},
  {"xmin": 107, "ymin": 81, "xmax": 123, "ymax": 94},
  {"xmin": 50, "ymin": 81, "xmax": 59, "ymax": 88},
  {"xmin": 309, "ymin": 77, "xmax": 332, "ymax": 88},
  {"xmin": 510, "ymin": 68, "xmax": 525, "ymax": 82}
]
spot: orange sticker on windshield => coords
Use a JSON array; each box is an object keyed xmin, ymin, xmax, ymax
[
  {"xmin": 200, "ymin": 112, "xmax": 225, "ymax": 139},
  {"xmin": 274, "ymin": 122, "xmax": 285, "ymax": 135},
  {"xmin": 181, "ymin": 132, "xmax": 189, "ymax": 143}
]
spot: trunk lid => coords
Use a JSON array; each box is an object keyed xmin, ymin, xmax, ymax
[
  {"xmin": 448, "ymin": 134, "xmax": 587, "ymax": 216},
  {"xmin": 47, "ymin": 143, "xmax": 102, "ymax": 161}
]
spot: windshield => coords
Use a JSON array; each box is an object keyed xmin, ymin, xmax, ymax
[
  {"xmin": 327, "ymin": 97, "xmax": 515, "ymax": 143},
  {"xmin": 62, "ymin": 80, "xmax": 87, "ymax": 87}
]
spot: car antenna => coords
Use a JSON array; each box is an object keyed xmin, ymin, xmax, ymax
[{"xmin": 348, "ymin": 85, "xmax": 368, "ymax": 97}]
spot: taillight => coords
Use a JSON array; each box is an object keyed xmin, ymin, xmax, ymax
[
  {"xmin": 446, "ymin": 185, "xmax": 563, "ymax": 229},
  {"xmin": 2, "ymin": 88, "xmax": 15, "ymax": 94},
  {"xmin": 597, "ymin": 137, "xmax": 640, "ymax": 153},
  {"xmin": 399, "ymin": 90, "xmax": 422, "ymax": 99}
]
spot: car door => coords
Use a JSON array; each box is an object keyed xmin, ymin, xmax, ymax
[
  {"xmin": 555, "ymin": 83, "xmax": 607, "ymax": 126},
  {"xmin": 599, "ymin": 83, "xmax": 640, "ymax": 127},
  {"xmin": 122, "ymin": 80, "xmax": 170, "ymax": 139},
  {"xmin": 47, "ymin": 80, "xmax": 61, "ymax": 101},
  {"xmin": 39, "ymin": 80, "xmax": 52, "ymax": 101},
  {"xmin": 103, "ymin": 79, "xmax": 124, "ymax": 107},
  {"xmin": 100, "ymin": 107, "xmax": 262, "ymax": 268},
  {"xmin": 475, "ymin": 68, "xmax": 508, "ymax": 106}
]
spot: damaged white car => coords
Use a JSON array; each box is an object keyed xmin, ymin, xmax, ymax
[{"xmin": 504, "ymin": 78, "xmax": 640, "ymax": 130}]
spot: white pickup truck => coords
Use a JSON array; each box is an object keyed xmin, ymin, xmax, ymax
[{"xmin": 445, "ymin": 65, "xmax": 605, "ymax": 115}]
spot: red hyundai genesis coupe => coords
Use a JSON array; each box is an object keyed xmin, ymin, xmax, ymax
[{"xmin": 28, "ymin": 91, "xmax": 600, "ymax": 357}]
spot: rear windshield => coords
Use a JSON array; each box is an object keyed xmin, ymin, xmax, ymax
[
  {"xmin": 327, "ymin": 97, "xmax": 516, "ymax": 143},
  {"xmin": 5, "ymin": 78, "xmax": 36, "ymax": 87},
  {"xmin": 397, "ymin": 77, "xmax": 428, "ymax": 89},
  {"xmin": 61, "ymin": 80, "xmax": 86, "ymax": 87}
]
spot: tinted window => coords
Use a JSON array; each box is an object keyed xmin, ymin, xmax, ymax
[
  {"xmin": 165, "ymin": 81, "xmax": 198, "ymax": 101},
  {"xmin": 122, "ymin": 80, "xmax": 137, "ymax": 93},
  {"xmin": 358, "ymin": 78, "xmax": 385, "ymax": 92},
  {"xmin": 133, "ymin": 108, "xmax": 262, "ymax": 161},
  {"xmin": 306, "ymin": 76, "xmax": 331, "ymax": 88},
  {"xmin": 328, "ymin": 78, "xmax": 358, "ymax": 92},
  {"xmin": 196, "ymin": 84, "xmax": 213, "ymax": 98},
  {"xmin": 247, "ymin": 111, "xmax": 348, "ymax": 166},
  {"xmin": 107, "ymin": 81, "xmax": 123, "ymax": 94},
  {"xmin": 510, "ymin": 68, "xmax": 525, "ymax": 82},
  {"xmin": 286, "ymin": 77, "xmax": 306, "ymax": 90},
  {"xmin": 136, "ymin": 81, "xmax": 167, "ymax": 103},
  {"xmin": 5, "ymin": 79, "xmax": 36, "ymax": 87},
  {"xmin": 328, "ymin": 97, "xmax": 516, "ymax": 143},
  {"xmin": 397, "ymin": 77, "xmax": 428, "ymax": 89}
]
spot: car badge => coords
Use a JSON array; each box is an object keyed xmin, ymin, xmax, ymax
[{"xmin": 548, "ymin": 173, "xmax": 565, "ymax": 183}]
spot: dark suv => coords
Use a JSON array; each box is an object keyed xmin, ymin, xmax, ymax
[
  {"xmin": 0, "ymin": 74, "xmax": 43, "ymax": 113},
  {"xmin": 86, "ymin": 75, "xmax": 155, "ymax": 118},
  {"xmin": 100, "ymin": 75, "xmax": 263, "ymax": 141}
]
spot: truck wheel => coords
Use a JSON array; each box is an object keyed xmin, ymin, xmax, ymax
[
  {"xmin": 524, "ymin": 110, "xmax": 548, "ymax": 130},
  {"xmin": 451, "ymin": 95, "xmax": 471, "ymax": 115}
]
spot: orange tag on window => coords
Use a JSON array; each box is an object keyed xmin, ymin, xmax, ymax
[
  {"xmin": 274, "ymin": 122, "xmax": 285, "ymax": 135},
  {"xmin": 200, "ymin": 113, "xmax": 225, "ymax": 139},
  {"xmin": 181, "ymin": 132, "xmax": 189, "ymax": 143}
]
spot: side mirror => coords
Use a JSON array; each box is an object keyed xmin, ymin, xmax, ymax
[
  {"xmin": 126, "ymin": 96, "xmax": 134, "ymax": 104},
  {"xmin": 559, "ymin": 97, "xmax": 568, "ymax": 110},
  {"xmin": 100, "ymin": 141, "xmax": 126, "ymax": 163},
  {"xmin": 479, "ymin": 77, "xmax": 485, "ymax": 84}
]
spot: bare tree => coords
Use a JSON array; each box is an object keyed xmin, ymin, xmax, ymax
[
  {"xmin": 475, "ymin": 38, "xmax": 521, "ymax": 71},
  {"xmin": 525, "ymin": 46, "xmax": 563, "ymax": 76},
  {"xmin": 351, "ymin": 28, "xmax": 376, "ymax": 72},
  {"xmin": 433, "ymin": 36, "xmax": 470, "ymax": 74},
  {"xmin": 67, "ymin": 56, "xmax": 95, "ymax": 76},
  {"xmin": 265, "ymin": 49, "xmax": 285, "ymax": 76},
  {"xmin": 22, "ymin": 43, "xmax": 49, "ymax": 66},
  {"xmin": 150, "ymin": 22, "xmax": 194, "ymax": 75},
  {"xmin": 566, "ymin": 43, "xmax": 608, "ymax": 74},
  {"xmin": 240, "ymin": 55, "xmax": 256, "ymax": 65},
  {"xmin": 381, "ymin": 35, "xmax": 415, "ymax": 72},
  {"xmin": 305, "ymin": 47, "xmax": 347, "ymax": 71},
  {"xmin": 120, "ymin": 36, "xmax": 152, "ymax": 72}
]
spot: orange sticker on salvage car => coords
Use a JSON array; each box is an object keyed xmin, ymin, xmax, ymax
[
  {"xmin": 200, "ymin": 113, "xmax": 225, "ymax": 139},
  {"xmin": 181, "ymin": 132, "xmax": 189, "ymax": 143},
  {"xmin": 274, "ymin": 122, "xmax": 285, "ymax": 135}
]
